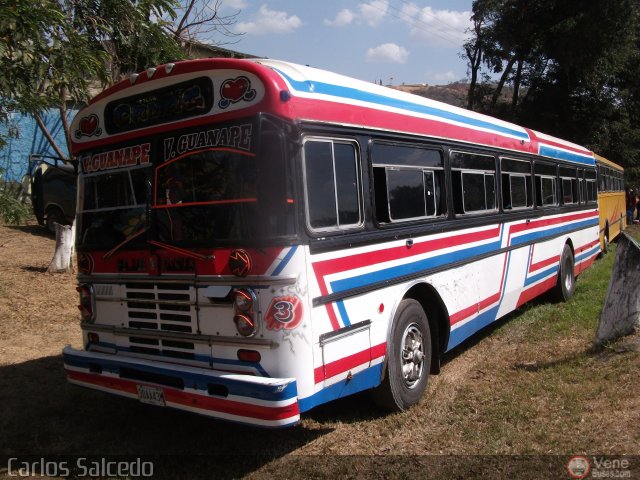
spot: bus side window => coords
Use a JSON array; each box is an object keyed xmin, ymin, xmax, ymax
[
  {"xmin": 450, "ymin": 151, "xmax": 496, "ymax": 215},
  {"xmin": 371, "ymin": 142, "xmax": 445, "ymax": 224},
  {"xmin": 501, "ymin": 158, "xmax": 532, "ymax": 210},
  {"xmin": 534, "ymin": 162, "xmax": 558, "ymax": 207},
  {"xmin": 559, "ymin": 166, "xmax": 577, "ymax": 205},
  {"xmin": 303, "ymin": 138, "xmax": 362, "ymax": 232}
]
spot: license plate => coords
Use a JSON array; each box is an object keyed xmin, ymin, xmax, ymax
[{"xmin": 136, "ymin": 385, "xmax": 166, "ymax": 406}]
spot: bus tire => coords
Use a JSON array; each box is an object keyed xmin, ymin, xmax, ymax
[
  {"xmin": 372, "ymin": 299, "xmax": 431, "ymax": 412},
  {"xmin": 603, "ymin": 232, "xmax": 610, "ymax": 255},
  {"xmin": 553, "ymin": 244, "xmax": 575, "ymax": 302},
  {"xmin": 46, "ymin": 207, "xmax": 66, "ymax": 234}
]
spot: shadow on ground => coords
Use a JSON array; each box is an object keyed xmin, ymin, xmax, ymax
[
  {"xmin": 6, "ymin": 224, "xmax": 53, "ymax": 239},
  {"xmin": 0, "ymin": 356, "xmax": 330, "ymax": 478}
]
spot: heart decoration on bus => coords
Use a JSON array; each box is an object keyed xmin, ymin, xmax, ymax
[
  {"xmin": 75, "ymin": 114, "xmax": 102, "ymax": 138},
  {"xmin": 219, "ymin": 76, "xmax": 257, "ymax": 109}
]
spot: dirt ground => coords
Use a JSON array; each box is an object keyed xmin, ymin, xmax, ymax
[{"xmin": 0, "ymin": 221, "xmax": 638, "ymax": 479}]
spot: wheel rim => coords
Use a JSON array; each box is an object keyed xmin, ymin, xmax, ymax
[
  {"xmin": 400, "ymin": 322, "xmax": 425, "ymax": 389},
  {"xmin": 563, "ymin": 254, "xmax": 573, "ymax": 292}
]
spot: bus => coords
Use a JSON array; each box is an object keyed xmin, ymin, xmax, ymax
[
  {"xmin": 63, "ymin": 58, "xmax": 601, "ymax": 427},
  {"xmin": 595, "ymin": 154, "xmax": 626, "ymax": 253}
]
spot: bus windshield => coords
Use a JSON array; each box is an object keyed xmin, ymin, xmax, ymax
[
  {"xmin": 77, "ymin": 118, "xmax": 296, "ymax": 250},
  {"xmin": 155, "ymin": 148, "xmax": 260, "ymax": 242}
]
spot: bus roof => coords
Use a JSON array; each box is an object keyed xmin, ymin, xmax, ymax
[
  {"xmin": 70, "ymin": 58, "xmax": 595, "ymax": 167},
  {"xmin": 594, "ymin": 153, "xmax": 624, "ymax": 171}
]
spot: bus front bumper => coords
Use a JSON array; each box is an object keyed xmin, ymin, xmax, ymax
[{"xmin": 62, "ymin": 346, "xmax": 300, "ymax": 428}]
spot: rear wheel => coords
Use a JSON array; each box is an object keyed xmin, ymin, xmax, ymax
[
  {"xmin": 553, "ymin": 244, "xmax": 575, "ymax": 302},
  {"xmin": 45, "ymin": 207, "xmax": 66, "ymax": 234},
  {"xmin": 372, "ymin": 299, "xmax": 431, "ymax": 412}
]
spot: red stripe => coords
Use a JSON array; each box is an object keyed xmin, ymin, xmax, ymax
[
  {"xmin": 66, "ymin": 370, "xmax": 299, "ymax": 421},
  {"xmin": 531, "ymin": 131, "xmax": 593, "ymax": 156},
  {"xmin": 510, "ymin": 211, "xmax": 598, "ymax": 234},
  {"xmin": 314, "ymin": 342, "xmax": 387, "ymax": 384},
  {"xmin": 312, "ymin": 226, "xmax": 501, "ymax": 331},
  {"xmin": 575, "ymin": 238, "xmax": 600, "ymax": 254},
  {"xmin": 293, "ymin": 98, "xmax": 535, "ymax": 154},
  {"xmin": 449, "ymin": 302, "xmax": 479, "ymax": 325},
  {"xmin": 516, "ymin": 276, "xmax": 557, "ymax": 308},
  {"xmin": 529, "ymin": 255, "xmax": 560, "ymax": 272},
  {"xmin": 153, "ymin": 198, "xmax": 257, "ymax": 209}
]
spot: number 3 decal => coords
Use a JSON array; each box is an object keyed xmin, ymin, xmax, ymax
[{"xmin": 265, "ymin": 296, "xmax": 303, "ymax": 330}]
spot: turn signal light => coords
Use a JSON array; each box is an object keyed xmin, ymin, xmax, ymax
[
  {"xmin": 237, "ymin": 349, "xmax": 261, "ymax": 363},
  {"xmin": 76, "ymin": 284, "xmax": 95, "ymax": 323}
]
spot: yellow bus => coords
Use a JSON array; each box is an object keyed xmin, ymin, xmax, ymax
[{"xmin": 595, "ymin": 154, "xmax": 626, "ymax": 253}]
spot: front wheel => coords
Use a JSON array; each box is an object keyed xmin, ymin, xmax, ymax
[
  {"xmin": 372, "ymin": 299, "xmax": 431, "ymax": 412},
  {"xmin": 553, "ymin": 244, "xmax": 575, "ymax": 302}
]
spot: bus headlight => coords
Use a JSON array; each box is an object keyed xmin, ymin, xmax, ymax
[
  {"xmin": 233, "ymin": 288, "xmax": 257, "ymax": 337},
  {"xmin": 233, "ymin": 288, "xmax": 256, "ymax": 312},
  {"xmin": 234, "ymin": 314, "xmax": 256, "ymax": 337},
  {"xmin": 76, "ymin": 284, "xmax": 95, "ymax": 323}
]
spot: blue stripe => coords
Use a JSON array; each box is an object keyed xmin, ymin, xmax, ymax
[
  {"xmin": 65, "ymin": 343, "xmax": 274, "ymax": 386},
  {"xmin": 329, "ymin": 240, "xmax": 501, "ymax": 294},
  {"xmin": 447, "ymin": 305, "xmax": 501, "ymax": 351},
  {"xmin": 511, "ymin": 218, "xmax": 599, "ymax": 246},
  {"xmin": 539, "ymin": 145, "xmax": 595, "ymax": 166},
  {"xmin": 298, "ymin": 363, "xmax": 383, "ymax": 412},
  {"xmin": 336, "ymin": 300, "xmax": 351, "ymax": 327},
  {"xmin": 524, "ymin": 265, "xmax": 558, "ymax": 287},
  {"xmin": 576, "ymin": 245, "xmax": 600, "ymax": 262},
  {"xmin": 271, "ymin": 245, "xmax": 298, "ymax": 276},
  {"xmin": 275, "ymin": 69, "xmax": 530, "ymax": 141}
]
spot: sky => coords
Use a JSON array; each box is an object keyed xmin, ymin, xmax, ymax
[{"xmin": 214, "ymin": 0, "xmax": 474, "ymax": 86}]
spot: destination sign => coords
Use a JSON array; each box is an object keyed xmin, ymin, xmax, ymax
[{"xmin": 104, "ymin": 77, "xmax": 213, "ymax": 134}]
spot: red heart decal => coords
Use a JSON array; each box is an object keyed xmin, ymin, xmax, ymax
[
  {"xmin": 222, "ymin": 77, "xmax": 250, "ymax": 103},
  {"xmin": 80, "ymin": 114, "xmax": 99, "ymax": 135}
]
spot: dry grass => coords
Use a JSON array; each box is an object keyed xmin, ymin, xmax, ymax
[{"xmin": 0, "ymin": 221, "xmax": 638, "ymax": 479}]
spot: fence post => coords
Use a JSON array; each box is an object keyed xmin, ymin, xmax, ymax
[{"xmin": 596, "ymin": 232, "xmax": 640, "ymax": 345}]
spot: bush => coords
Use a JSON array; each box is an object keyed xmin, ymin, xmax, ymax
[{"xmin": 0, "ymin": 186, "xmax": 31, "ymax": 225}]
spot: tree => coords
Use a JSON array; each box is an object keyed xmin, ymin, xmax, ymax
[
  {"xmin": 462, "ymin": 0, "xmax": 499, "ymax": 110},
  {"xmin": 0, "ymin": 0, "xmax": 242, "ymax": 269},
  {"xmin": 463, "ymin": 0, "xmax": 640, "ymax": 184},
  {"xmin": 166, "ymin": 0, "xmax": 242, "ymax": 54}
]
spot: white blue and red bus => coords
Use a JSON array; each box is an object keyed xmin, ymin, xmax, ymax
[{"xmin": 63, "ymin": 58, "xmax": 601, "ymax": 427}]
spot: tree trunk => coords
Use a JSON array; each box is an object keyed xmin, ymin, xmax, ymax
[
  {"xmin": 511, "ymin": 58, "xmax": 523, "ymax": 109},
  {"xmin": 466, "ymin": 44, "xmax": 483, "ymax": 110},
  {"xmin": 491, "ymin": 55, "xmax": 517, "ymax": 107},
  {"xmin": 48, "ymin": 221, "xmax": 75, "ymax": 273}
]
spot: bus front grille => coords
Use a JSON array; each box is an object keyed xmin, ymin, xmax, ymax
[{"xmin": 124, "ymin": 283, "xmax": 196, "ymax": 358}]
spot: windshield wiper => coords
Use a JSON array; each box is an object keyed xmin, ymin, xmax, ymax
[
  {"xmin": 147, "ymin": 239, "xmax": 214, "ymax": 261},
  {"xmin": 103, "ymin": 226, "xmax": 148, "ymax": 260}
]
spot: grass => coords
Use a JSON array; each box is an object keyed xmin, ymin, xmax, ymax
[
  {"xmin": 0, "ymin": 223, "xmax": 638, "ymax": 479},
  {"xmin": 440, "ymin": 233, "xmax": 640, "ymax": 455}
]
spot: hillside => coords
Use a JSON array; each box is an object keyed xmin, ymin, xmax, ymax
[{"xmin": 392, "ymin": 82, "xmax": 469, "ymax": 107}]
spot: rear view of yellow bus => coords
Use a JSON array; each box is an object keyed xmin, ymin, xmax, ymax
[{"xmin": 595, "ymin": 154, "xmax": 626, "ymax": 253}]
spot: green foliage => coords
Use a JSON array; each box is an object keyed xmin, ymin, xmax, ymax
[
  {"xmin": 465, "ymin": 0, "xmax": 640, "ymax": 184},
  {"xmin": 0, "ymin": 0, "xmax": 187, "ymax": 162},
  {"xmin": 0, "ymin": 180, "xmax": 31, "ymax": 225}
]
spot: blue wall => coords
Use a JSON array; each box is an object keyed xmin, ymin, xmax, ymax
[{"xmin": 0, "ymin": 109, "xmax": 76, "ymax": 182}]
